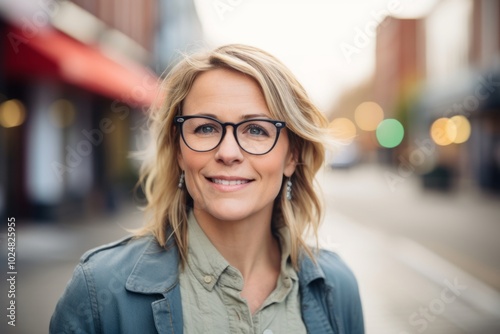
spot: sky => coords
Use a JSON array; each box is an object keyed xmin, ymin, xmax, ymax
[{"xmin": 194, "ymin": 0, "xmax": 439, "ymax": 112}]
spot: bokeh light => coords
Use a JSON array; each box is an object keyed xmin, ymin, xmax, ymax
[
  {"xmin": 330, "ymin": 117, "xmax": 357, "ymax": 144},
  {"xmin": 376, "ymin": 119, "xmax": 404, "ymax": 148},
  {"xmin": 50, "ymin": 99, "xmax": 76, "ymax": 128},
  {"xmin": 450, "ymin": 115, "xmax": 471, "ymax": 144},
  {"xmin": 354, "ymin": 101, "xmax": 384, "ymax": 131},
  {"xmin": 0, "ymin": 99, "xmax": 26, "ymax": 128},
  {"xmin": 430, "ymin": 117, "xmax": 457, "ymax": 146}
]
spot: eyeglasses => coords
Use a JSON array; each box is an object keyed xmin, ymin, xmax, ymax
[{"xmin": 174, "ymin": 115, "xmax": 286, "ymax": 155}]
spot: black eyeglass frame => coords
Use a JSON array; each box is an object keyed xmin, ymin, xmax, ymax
[{"xmin": 174, "ymin": 115, "xmax": 287, "ymax": 155}]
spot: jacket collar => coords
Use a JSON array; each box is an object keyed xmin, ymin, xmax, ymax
[
  {"xmin": 298, "ymin": 251, "xmax": 337, "ymax": 334},
  {"xmin": 297, "ymin": 251, "xmax": 326, "ymax": 287},
  {"xmin": 125, "ymin": 236, "xmax": 184, "ymax": 334},
  {"xmin": 125, "ymin": 235, "xmax": 179, "ymax": 294}
]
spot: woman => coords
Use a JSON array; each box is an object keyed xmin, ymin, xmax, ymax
[{"xmin": 50, "ymin": 44, "xmax": 364, "ymax": 334}]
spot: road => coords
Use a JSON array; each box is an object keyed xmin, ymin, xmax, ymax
[
  {"xmin": 1, "ymin": 163, "xmax": 500, "ymax": 333},
  {"xmin": 316, "ymin": 164, "xmax": 500, "ymax": 334}
]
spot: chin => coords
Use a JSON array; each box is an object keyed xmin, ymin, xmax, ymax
[
  {"xmin": 208, "ymin": 206, "xmax": 253, "ymax": 222},
  {"xmin": 201, "ymin": 199, "xmax": 260, "ymax": 221}
]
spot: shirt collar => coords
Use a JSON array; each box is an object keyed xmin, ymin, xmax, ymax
[
  {"xmin": 185, "ymin": 211, "xmax": 299, "ymax": 292},
  {"xmin": 185, "ymin": 211, "xmax": 235, "ymax": 291}
]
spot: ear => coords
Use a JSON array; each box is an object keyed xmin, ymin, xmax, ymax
[{"xmin": 284, "ymin": 149, "xmax": 298, "ymax": 177}]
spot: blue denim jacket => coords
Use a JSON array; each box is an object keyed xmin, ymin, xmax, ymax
[{"xmin": 50, "ymin": 235, "xmax": 364, "ymax": 334}]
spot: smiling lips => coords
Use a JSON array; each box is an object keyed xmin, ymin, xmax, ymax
[{"xmin": 209, "ymin": 178, "xmax": 252, "ymax": 186}]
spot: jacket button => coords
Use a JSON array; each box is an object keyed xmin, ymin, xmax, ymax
[
  {"xmin": 203, "ymin": 275, "xmax": 212, "ymax": 284},
  {"xmin": 263, "ymin": 329, "xmax": 273, "ymax": 334}
]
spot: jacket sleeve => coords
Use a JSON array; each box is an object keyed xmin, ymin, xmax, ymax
[
  {"xmin": 49, "ymin": 263, "xmax": 99, "ymax": 334},
  {"xmin": 319, "ymin": 251, "xmax": 365, "ymax": 334}
]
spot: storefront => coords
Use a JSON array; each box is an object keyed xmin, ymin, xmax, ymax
[
  {"xmin": 0, "ymin": 21, "xmax": 158, "ymax": 220},
  {"xmin": 413, "ymin": 69, "xmax": 500, "ymax": 193}
]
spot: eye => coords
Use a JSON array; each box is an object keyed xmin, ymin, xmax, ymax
[
  {"xmin": 196, "ymin": 125, "xmax": 215, "ymax": 133},
  {"xmin": 193, "ymin": 122, "xmax": 221, "ymax": 135},
  {"xmin": 245, "ymin": 123, "xmax": 270, "ymax": 137}
]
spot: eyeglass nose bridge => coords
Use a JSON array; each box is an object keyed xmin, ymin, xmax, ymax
[{"xmin": 217, "ymin": 121, "xmax": 240, "ymax": 146}]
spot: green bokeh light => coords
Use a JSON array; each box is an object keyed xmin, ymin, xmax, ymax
[{"xmin": 376, "ymin": 119, "xmax": 404, "ymax": 148}]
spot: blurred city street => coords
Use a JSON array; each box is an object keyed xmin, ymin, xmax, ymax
[
  {"xmin": 1, "ymin": 163, "xmax": 500, "ymax": 334},
  {"xmin": 2, "ymin": 0, "xmax": 500, "ymax": 333}
]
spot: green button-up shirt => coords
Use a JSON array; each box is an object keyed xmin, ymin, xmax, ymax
[{"xmin": 179, "ymin": 212, "xmax": 307, "ymax": 334}]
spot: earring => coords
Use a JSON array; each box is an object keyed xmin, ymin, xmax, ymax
[
  {"xmin": 286, "ymin": 178, "xmax": 292, "ymax": 201},
  {"xmin": 178, "ymin": 171, "xmax": 185, "ymax": 189}
]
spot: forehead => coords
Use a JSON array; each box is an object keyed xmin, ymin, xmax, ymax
[{"xmin": 182, "ymin": 68, "xmax": 270, "ymax": 117}]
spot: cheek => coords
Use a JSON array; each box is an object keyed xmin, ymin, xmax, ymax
[
  {"xmin": 178, "ymin": 148, "xmax": 208, "ymax": 189},
  {"xmin": 178, "ymin": 145, "xmax": 199, "ymax": 171},
  {"xmin": 254, "ymin": 154, "xmax": 289, "ymax": 187},
  {"xmin": 267, "ymin": 142, "xmax": 294, "ymax": 176}
]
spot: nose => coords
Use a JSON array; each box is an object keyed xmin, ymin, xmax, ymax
[{"xmin": 214, "ymin": 126, "xmax": 244, "ymax": 164}]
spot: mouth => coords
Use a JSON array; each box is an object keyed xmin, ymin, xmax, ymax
[{"xmin": 208, "ymin": 178, "xmax": 252, "ymax": 186}]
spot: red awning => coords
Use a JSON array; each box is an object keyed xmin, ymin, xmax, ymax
[{"xmin": 4, "ymin": 26, "xmax": 159, "ymax": 107}]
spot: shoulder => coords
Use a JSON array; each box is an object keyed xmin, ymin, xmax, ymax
[
  {"xmin": 77, "ymin": 234, "xmax": 174, "ymax": 288},
  {"xmin": 80, "ymin": 235, "xmax": 154, "ymax": 267},
  {"xmin": 50, "ymin": 235, "xmax": 178, "ymax": 333},
  {"xmin": 78, "ymin": 234, "xmax": 180, "ymax": 294}
]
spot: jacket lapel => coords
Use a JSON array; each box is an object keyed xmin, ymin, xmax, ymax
[
  {"xmin": 299, "ymin": 254, "xmax": 336, "ymax": 334},
  {"xmin": 152, "ymin": 286, "xmax": 184, "ymax": 334},
  {"xmin": 125, "ymin": 236, "xmax": 184, "ymax": 334}
]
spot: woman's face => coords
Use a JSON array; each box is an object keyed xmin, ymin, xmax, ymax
[{"xmin": 178, "ymin": 68, "xmax": 296, "ymax": 223}]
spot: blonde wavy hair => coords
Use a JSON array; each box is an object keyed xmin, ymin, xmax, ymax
[{"xmin": 135, "ymin": 44, "xmax": 331, "ymax": 270}]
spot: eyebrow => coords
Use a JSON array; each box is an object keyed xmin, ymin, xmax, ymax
[
  {"xmin": 190, "ymin": 113, "xmax": 272, "ymax": 120},
  {"xmin": 241, "ymin": 113, "xmax": 271, "ymax": 120}
]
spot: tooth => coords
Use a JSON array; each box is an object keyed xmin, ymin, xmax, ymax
[{"xmin": 212, "ymin": 179, "xmax": 247, "ymax": 186}]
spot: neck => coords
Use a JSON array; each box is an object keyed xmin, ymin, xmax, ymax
[{"xmin": 192, "ymin": 208, "xmax": 281, "ymax": 279}]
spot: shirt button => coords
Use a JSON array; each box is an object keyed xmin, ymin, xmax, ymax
[
  {"xmin": 203, "ymin": 275, "xmax": 212, "ymax": 284},
  {"xmin": 263, "ymin": 329, "xmax": 274, "ymax": 334}
]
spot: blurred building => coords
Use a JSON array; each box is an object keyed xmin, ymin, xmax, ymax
[
  {"xmin": 0, "ymin": 0, "xmax": 202, "ymax": 220},
  {"xmin": 327, "ymin": 17, "xmax": 428, "ymax": 167},
  {"xmin": 416, "ymin": 0, "xmax": 500, "ymax": 193},
  {"xmin": 374, "ymin": 17, "xmax": 426, "ymax": 124},
  {"xmin": 373, "ymin": 16, "xmax": 426, "ymax": 164},
  {"xmin": 155, "ymin": 0, "xmax": 203, "ymax": 72},
  {"xmin": 328, "ymin": 0, "xmax": 500, "ymax": 194},
  {"xmin": 464, "ymin": 0, "xmax": 500, "ymax": 192}
]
